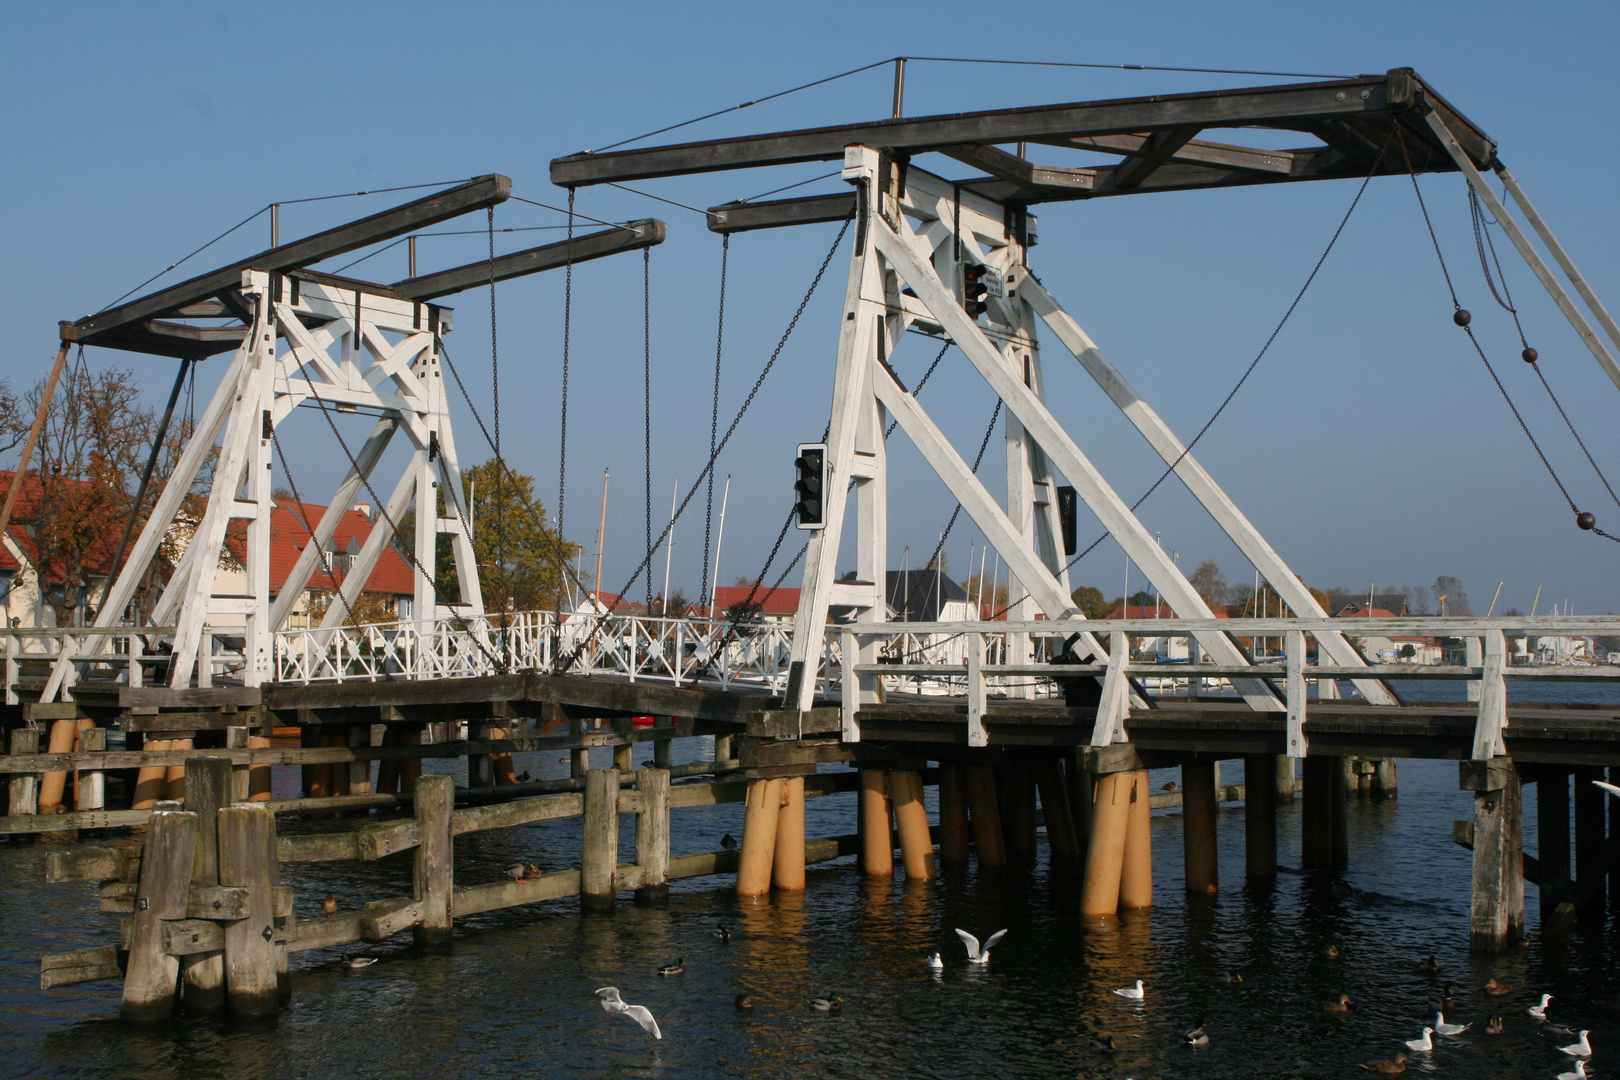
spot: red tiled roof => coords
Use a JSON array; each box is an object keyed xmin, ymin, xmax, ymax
[
  {"xmin": 591, "ymin": 591, "xmax": 646, "ymax": 614},
  {"xmin": 1335, "ymin": 606, "xmax": 1397, "ymax": 619},
  {"xmin": 713, "ymin": 585, "xmax": 800, "ymax": 616},
  {"xmin": 231, "ymin": 501, "xmax": 414, "ymax": 597}
]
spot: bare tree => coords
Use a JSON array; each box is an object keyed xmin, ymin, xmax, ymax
[
  {"xmin": 1431, "ymin": 575, "xmax": 1471, "ymax": 616},
  {"xmin": 1189, "ymin": 560, "xmax": 1228, "ymax": 606}
]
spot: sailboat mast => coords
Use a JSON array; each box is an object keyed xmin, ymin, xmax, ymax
[{"xmin": 594, "ymin": 469, "xmax": 610, "ymax": 607}]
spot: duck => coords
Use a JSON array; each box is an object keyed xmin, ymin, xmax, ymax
[
  {"xmin": 956, "ymin": 928, "xmax": 1008, "ymax": 965},
  {"xmin": 1183, "ymin": 1019, "xmax": 1209, "ymax": 1047},
  {"xmin": 1358, "ymin": 1052, "xmax": 1408, "ymax": 1075},
  {"xmin": 1483, "ymin": 977, "xmax": 1512, "ymax": 996},
  {"xmin": 594, "ymin": 987, "xmax": 661, "ymax": 1039},
  {"xmin": 1322, "ymin": 944, "xmax": 1342, "ymax": 959},
  {"xmin": 1404, "ymin": 1028, "xmax": 1433, "ymax": 1052},
  {"xmin": 1418, "ymin": 955, "xmax": 1441, "ymax": 976},
  {"xmin": 925, "ymin": 952, "xmax": 944, "ymax": 971},
  {"xmin": 720, "ymin": 833, "xmax": 739, "ymax": 851},
  {"xmin": 713, "ymin": 923, "xmax": 732, "ymax": 942},
  {"xmin": 321, "ymin": 893, "xmax": 338, "ymax": 918},
  {"xmin": 341, "ymin": 954, "xmax": 377, "ymax": 969},
  {"xmin": 1485, "ymin": 1016, "xmax": 1505, "ymax": 1035},
  {"xmin": 1558, "ymin": 1063, "xmax": 1589, "ymax": 1080},
  {"xmin": 808, "ymin": 994, "xmax": 843, "ymax": 1013},
  {"xmin": 734, "ymin": 994, "xmax": 754, "ymax": 1011},
  {"xmin": 1559, "ymin": 1030, "xmax": 1593, "ymax": 1057},
  {"xmin": 1161, "ymin": 780, "xmax": 1179, "ymax": 792},
  {"xmin": 1529, "ymin": 992, "xmax": 1554, "ymax": 1019},
  {"xmin": 1434, "ymin": 1012, "xmax": 1469, "ymax": 1037},
  {"xmin": 1087, "ymin": 1035, "xmax": 1118, "ymax": 1056},
  {"xmin": 657, "ymin": 958, "xmax": 686, "ymax": 976},
  {"xmin": 1220, "ymin": 972, "xmax": 1244, "ymax": 984},
  {"xmin": 1427, "ymin": 984, "xmax": 1459, "ymax": 1012},
  {"xmin": 505, "ymin": 861, "xmax": 542, "ymax": 882},
  {"xmin": 1544, "ymin": 1023, "xmax": 1578, "ymax": 1039},
  {"xmin": 515, "ymin": 770, "xmax": 531, "ymax": 783},
  {"xmin": 1322, "ymin": 994, "xmax": 1353, "ymax": 1012},
  {"xmin": 1112, "ymin": 980, "xmax": 1146, "ymax": 1001}
]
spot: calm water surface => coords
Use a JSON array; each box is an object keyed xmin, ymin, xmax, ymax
[{"xmin": 3, "ymin": 682, "xmax": 1618, "ymax": 1079}]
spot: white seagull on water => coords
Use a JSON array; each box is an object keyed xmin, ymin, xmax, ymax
[
  {"xmin": 594, "ymin": 987, "xmax": 662, "ymax": 1039},
  {"xmin": 1404, "ymin": 1027, "xmax": 1434, "ymax": 1052},
  {"xmin": 1558, "ymin": 1062, "xmax": 1588, "ymax": 1080},
  {"xmin": 1560, "ymin": 1030, "xmax": 1593, "ymax": 1057},
  {"xmin": 1434, "ymin": 1012, "xmax": 1469, "ymax": 1036},
  {"xmin": 955, "ymin": 928, "xmax": 1008, "ymax": 965},
  {"xmin": 1529, "ymin": 992, "xmax": 1553, "ymax": 1019},
  {"xmin": 1113, "ymin": 980, "xmax": 1146, "ymax": 1000},
  {"xmin": 925, "ymin": 952, "xmax": 944, "ymax": 971},
  {"xmin": 1592, "ymin": 778, "xmax": 1620, "ymax": 800}
]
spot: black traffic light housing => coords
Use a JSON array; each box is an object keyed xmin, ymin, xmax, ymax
[
  {"xmin": 794, "ymin": 443, "xmax": 827, "ymax": 530},
  {"xmin": 963, "ymin": 263, "xmax": 990, "ymax": 317},
  {"xmin": 1058, "ymin": 485, "xmax": 1078, "ymax": 555}
]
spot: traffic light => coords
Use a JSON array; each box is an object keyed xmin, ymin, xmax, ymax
[
  {"xmin": 963, "ymin": 263, "xmax": 990, "ymax": 317},
  {"xmin": 1058, "ymin": 485, "xmax": 1078, "ymax": 555},
  {"xmin": 794, "ymin": 443, "xmax": 827, "ymax": 530}
]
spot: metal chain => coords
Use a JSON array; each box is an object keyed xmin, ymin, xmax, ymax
[
  {"xmin": 702, "ymin": 234, "xmax": 730, "ymax": 608},
  {"xmin": 885, "ymin": 339, "xmax": 952, "ymax": 439},
  {"xmin": 1401, "ymin": 135, "xmax": 1613, "ymax": 540},
  {"xmin": 897, "ymin": 400, "xmax": 1002, "ymax": 625},
  {"xmin": 553, "ymin": 209, "xmax": 853, "ymax": 675}
]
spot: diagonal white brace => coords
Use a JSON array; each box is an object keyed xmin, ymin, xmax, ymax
[{"xmin": 1091, "ymin": 631, "xmax": 1131, "ymax": 746}]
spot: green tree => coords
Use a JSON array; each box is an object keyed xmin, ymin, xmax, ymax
[
  {"xmin": 1189, "ymin": 560, "xmax": 1228, "ymax": 606},
  {"xmin": 1070, "ymin": 585, "xmax": 1110, "ymax": 619},
  {"xmin": 1399, "ymin": 643, "xmax": 1416, "ymax": 659},
  {"xmin": 424, "ymin": 459, "xmax": 579, "ymax": 614}
]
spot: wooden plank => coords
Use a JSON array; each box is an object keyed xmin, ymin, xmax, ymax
[
  {"xmin": 216, "ymin": 803, "xmax": 277, "ymax": 1016},
  {"xmin": 119, "ymin": 687, "xmax": 261, "ymax": 708},
  {"xmin": 363, "ymin": 897, "xmax": 424, "ymax": 941},
  {"xmin": 289, "ymin": 910, "xmax": 364, "ymax": 953},
  {"xmin": 452, "ymin": 870, "xmax": 583, "ymax": 917},
  {"xmin": 187, "ymin": 885, "xmax": 250, "ymax": 921},
  {"xmin": 707, "ymin": 193, "xmax": 856, "ymax": 234},
  {"xmin": 634, "ymin": 768, "xmax": 670, "ymax": 904},
  {"xmin": 163, "ymin": 919, "xmax": 226, "ymax": 957},
  {"xmin": 65, "ymin": 175, "xmax": 510, "ymax": 348},
  {"xmin": 451, "ymin": 792, "xmax": 584, "ymax": 836},
  {"xmin": 40, "ymin": 945, "xmax": 123, "ymax": 990},
  {"xmin": 746, "ymin": 707, "xmax": 843, "ymax": 739},
  {"xmin": 412, "ymin": 774, "xmax": 454, "ymax": 944},
  {"xmin": 393, "ymin": 220, "xmax": 665, "ymax": 301},
  {"xmin": 264, "ymin": 673, "xmax": 527, "ymax": 711},
  {"xmin": 581, "ymin": 769, "xmax": 619, "ymax": 911},
  {"xmin": 120, "ymin": 808, "xmax": 197, "ymax": 1021},
  {"xmin": 46, "ymin": 843, "xmax": 140, "ymax": 883}
]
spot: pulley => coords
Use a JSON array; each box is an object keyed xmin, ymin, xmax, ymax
[
  {"xmin": 1522, "ymin": 346, "xmax": 1538, "ymax": 364},
  {"xmin": 1577, "ymin": 510, "xmax": 1596, "ymax": 531},
  {"xmin": 1453, "ymin": 308, "xmax": 1472, "ymax": 327}
]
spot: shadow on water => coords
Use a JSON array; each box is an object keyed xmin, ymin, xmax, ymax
[{"xmin": 7, "ymin": 747, "xmax": 1620, "ymax": 1077}]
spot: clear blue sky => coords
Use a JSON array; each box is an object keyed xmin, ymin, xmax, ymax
[{"xmin": 3, "ymin": 1, "xmax": 1618, "ymax": 614}]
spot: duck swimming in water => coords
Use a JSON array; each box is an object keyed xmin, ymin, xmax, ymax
[
  {"xmin": 808, "ymin": 994, "xmax": 842, "ymax": 1013},
  {"xmin": 1359, "ymin": 1052, "xmax": 1408, "ymax": 1075},
  {"xmin": 1485, "ymin": 1016, "xmax": 1505, "ymax": 1035},
  {"xmin": 713, "ymin": 923, "xmax": 732, "ymax": 942},
  {"xmin": 1484, "ymin": 977, "xmax": 1512, "ymax": 996},
  {"xmin": 1418, "ymin": 955, "xmax": 1441, "ymax": 976},
  {"xmin": 1183, "ymin": 1019, "xmax": 1209, "ymax": 1047},
  {"xmin": 658, "ymin": 958, "xmax": 685, "ymax": 976},
  {"xmin": 1087, "ymin": 1035, "xmax": 1117, "ymax": 1056},
  {"xmin": 734, "ymin": 994, "xmax": 753, "ymax": 1011},
  {"xmin": 1322, "ymin": 994, "xmax": 1352, "ymax": 1012},
  {"xmin": 341, "ymin": 954, "xmax": 377, "ymax": 969}
]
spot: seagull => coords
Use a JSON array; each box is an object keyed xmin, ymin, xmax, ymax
[
  {"xmin": 1184, "ymin": 1019, "xmax": 1209, "ymax": 1046},
  {"xmin": 1113, "ymin": 980, "xmax": 1146, "ymax": 1001},
  {"xmin": 594, "ymin": 987, "xmax": 662, "ymax": 1039},
  {"xmin": 1404, "ymin": 1028, "xmax": 1433, "ymax": 1052},
  {"xmin": 955, "ymin": 928, "xmax": 1008, "ymax": 965},
  {"xmin": 1592, "ymin": 778, "xmax": 1620, "ymax": 799},
  {"xmin": 1529, "ymin": 993, "xmax": 1554, "ymax": 1019},
  {"xmin": 1435, "ymin": 1012, "xmax": 1469, "ymax": 1036},
  {"xmin": 341, "ymin": 954, "xmax": 377, "ymax": 969},
  {"xmin": 720, "ymin": 833, "xmax": 739, "ymax": 851},
  {"xmin": 1560, "ymin": 1030, "xmax": 1592, "ymax": 1057},
  {"xmin": 925, "ymin": 953, "xmax": 944, "ymax": 971},
  {"xmin": 1558, "ymin": 1063, "xmax": 1589, "ymax": 1080}
]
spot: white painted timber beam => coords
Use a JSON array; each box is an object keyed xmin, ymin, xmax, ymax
[{"xmin": 1021, "ymin": 275, "xmax": 1397, "ymax": 707}]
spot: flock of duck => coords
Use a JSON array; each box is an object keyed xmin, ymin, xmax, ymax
[
  {"xmin": 1072, "ymin": 946, "xmax": 1597, "ymax": 1077},
  {"xmin": 590, "ymin": 924, "xmax": 1009, "ymax": 1041}
]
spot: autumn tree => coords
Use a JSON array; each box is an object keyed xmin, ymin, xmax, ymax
[
  {"xmin": 405, "ymin": 458, "xmax": 579, "ymax": 615},
  {"xmin": 1070, "ymin": 585, "xmax": 1110, "ymax": 619},
  {"xmin": 1189, "ymin": 560, "xmax": 1228, "ymax": 606}
]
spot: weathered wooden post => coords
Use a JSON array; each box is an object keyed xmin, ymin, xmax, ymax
[
  {"xmin": 413, "ymin": 773, "xmax": 455, "ymax": 941},
  {"xmin": 1034, "ymin": 758, "xmax": 1078, "ymax": 859},
  {"xmin": 773, "ymin": 775, "xmax": 807, "ymax": 890},
  {"xmin": 120, "ymin": 806, "xmax": 198, "ymax": 1021},
  {"xmin": 857, "ymin": 771, "xmax": 893, "ymax": 877},
  {"xmin": 713, "ymin": 734, "xmax": 734, "ymax": 770},
  {"xmin": 348, "ymin": 723, "xmax": 375, "ymax": 795},
  {"xmin": 1274, "ymin": 755, "xmax": 1296, "ymax": 798},
  {"xmin": 568, "ymin": 714, "xmax": 589, "ymax": 780},
  {"xmin": 634, "ymin": 767, "xmax": 670, "ymax": 906},
  {"xmin": 225, "ymin": 726, "xmax": 250, "ymax": 801},
  {"xmin": 217, "ymin": 802, "xmax": 277, "ymax": 1016},
  {"xmin": 963, "ymin": 764, "xmax": 1006, "ymax": 868},
  {"xmin": 653, "ymin": 718, "xmax": 673, "ymax": 769},
  {"xmin": 1537, "ymin": 767, "xmax": 1572, "ymax": 913},
  {"xmin": 1120, "ymin": 770, "xmax": 1153, "ymax": 910},
  {"xmin": 73, "ymin": 721, "xmax": 103, "ymax": 813},
  {"xmin": 8, "ymin": 726, "xmax": 39, "ymax": 823},
  {"xmin": 890, "ymin": 771, "xmax": 935, "ymax": 882},
  {"xmin": 468, "ymin": 721, "xmax": 493, "ymax": 789},
  {"xmin": 1373, "ymin": 758, "xmax": 1398, "ymax": 797},
  {"xmin": 1574, "ymin": 764, "xmax": 1605, "ymax": 916},
  {"xmin": 1462, "ymin": 758, "xmax": 1524, "ymax": 952},
  {"xmin": 1244, "ymin": 754, "xmax": 1278, "ymax": 879},
  {"xmin": 581, "ymin": 767, "xmax": 620, "ymax": 912},
  {"xmin": 736, "ymin": 776, "xmax": 782, "ymax": 896},
  {"xmin": 938, "ymin": 763, "xmax": 970, "ymax": 866},
  {"xmin": 612, "ymin": 717, "xmax": 634, "ymax": 773},
  {"xmin": 1081, "ymin": 770, "xmax": 1131, "ymax": 916},
  {"xmin": 1302, "ymin": 756, "xmax": 1347, "ymax": 869},
  {"xmin": 1002, "ymin": 762, "xmax": 1039, "ymax": 863},
  {"xmin": 1182, "ymin": 760, "xmax": 1219, "ymax": 895},
  {"xmin": 397, "ymin": 725, "xmax": 424, "ymax": 794},
  {"xmin": 181, "ymin": 757, "xmax": 231, "ymax": 1012}
]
